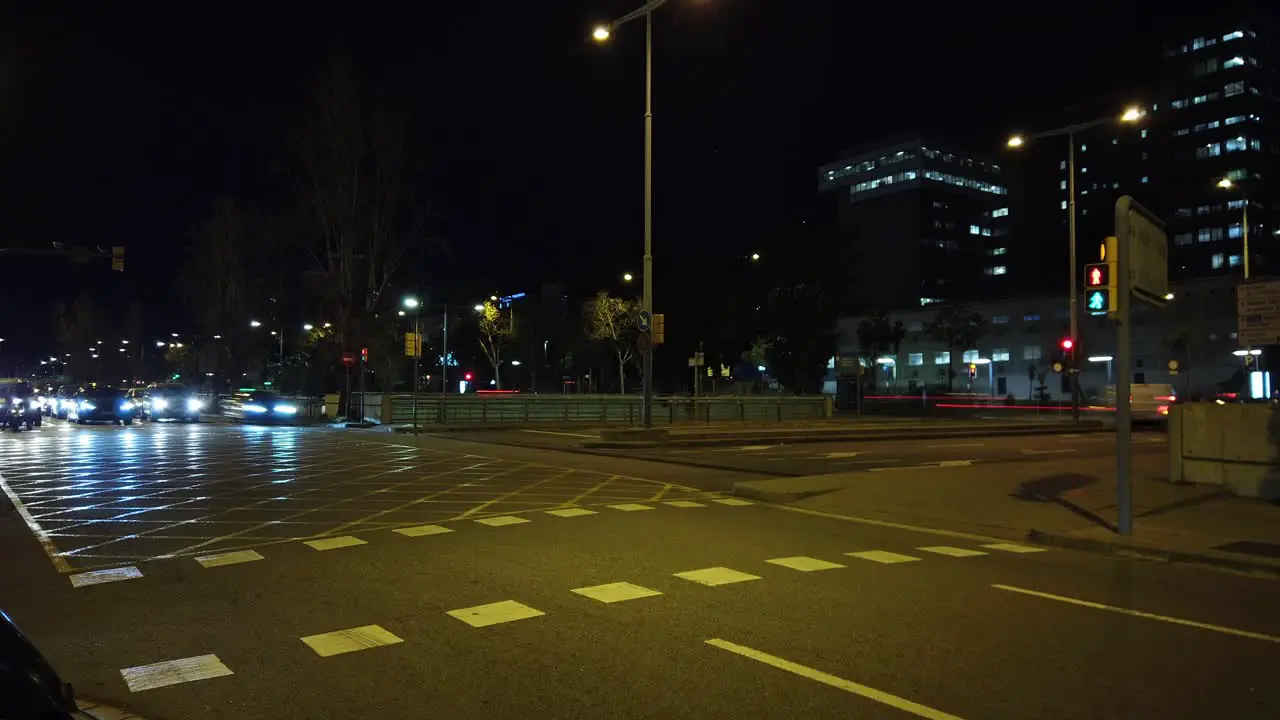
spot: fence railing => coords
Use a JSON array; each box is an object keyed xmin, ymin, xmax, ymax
[{"xmin": 357, "ymin": 393, "xmax": 830, "ymax": 426}]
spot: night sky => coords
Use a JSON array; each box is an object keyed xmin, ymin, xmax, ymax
[{"xmin": 0, "ymin": 1, "xmax": 1167, "ymax": 369}]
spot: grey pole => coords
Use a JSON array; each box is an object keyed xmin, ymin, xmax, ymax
[
  {"xmin": 1067, "ymin": 132, "xmax": 1080, "ymax": 421},
  {"xmin": 411, "ymin": 313, "xmax": 420, "ymax": 433},
  {"xmin": 441, "ymin": 306, "xmax": 449, "ymax": 424},
  {"xmin": 641, "ymin": 10, "xmax": 655, "ymax": 428},
  {"xmin": 1115, "ymin": 200, "xmax": 1134, "ymax": 536}
]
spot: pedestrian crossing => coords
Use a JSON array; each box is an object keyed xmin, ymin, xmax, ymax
[{"xmin": 109, "ymin": 539, "xmax": 1048, "ymax": 693}]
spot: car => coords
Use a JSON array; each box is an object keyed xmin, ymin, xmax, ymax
[
  {"xmin": 220, "ymin": 390, "xmax": 298, "ymax": 424},
  {"xmin": 67, "ymin": 387, "xmax": 138, "ymax": 425},
  {"xmin": 141, "ymin": 384, "xmax": 204, "ymax": 422},
  {"xmin": 1095, "ymin": 383, "xmax": 1177, "ymax": 425},
  {"xmin": 0, "ymin": 382, "xmax": 42, "ymax": 431}
]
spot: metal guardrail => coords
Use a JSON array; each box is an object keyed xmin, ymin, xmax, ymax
[{"xmin": 379, "ymin": 394, "xmax": 830, "ymax": 426}]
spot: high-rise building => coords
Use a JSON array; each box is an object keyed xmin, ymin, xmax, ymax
[
  {"xmin": 817, "ymin": 136, "xmax": 1013, "ymax": 311},
  {"xmin": 1158, "ymin": 11, "xmax": 1278, "ymax": 280}
]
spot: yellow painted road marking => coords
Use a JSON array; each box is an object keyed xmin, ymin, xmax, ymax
[
  {"xmin": 705, "ymin": 639, "xmax": 966, "ymax": 720},
  {"xmin": 917, "ymin": 546, "xmax": 987, "ymax": 558},
  {"xmin": 664, "ymin": 500, "xmax": 706, "ymax": 508},
  {"xmin": 846, "ymin": 550, "xmax": 920, "ymax": 564},
  {"xmin": 648, "ymin": 483, "xmax": 673, "ymax": 502},
  {"xmin": 992, "ymin": 584, "xmax": 1280, "ymax": 643},
  {"xmin": 608, "ymin": 503, "xmax": 654, "ymax": 512},
  {"xmin": 545, "ymin": 507, "xmax": 597, "ymax": 518},
  {"xmin": 447, "ymin": 600, "xmax": 545, "ymax": 628},
  {"xmin": 766, "ymin": 556, "xmax": 846, "ymax": 572},
  {"xmin": 457, "ymin": 469, "xmax": 575, "ymax": 519},
  {"xmin": 392, "ymin": 524, "xmax": 454, "ymax": 537},
  {"xmin": 474, "ymin": 515, "xmax": 530, "ymax": 527},
  {"xmin": 566, "ymin": 474, "xmax": 620, "ymax": 506},
  {"xmin": 69, "ymin": 566, "xmax": 143, "ymax": 588},
  {"xmin": 0, "ymin": 470, "xmax": 72, "ymax": 572},
  {"xmin": 674, "ymin": 567, "xmax": 761, "ymax": 586},
  {"xmin": 300, "ymin": 625, "xmax": 404, "ymax": 657},
  {"xmin": 120, "ymin": 654, "xmax": 233, "ymax": 692},
  {"xmin": 303, "ymin": 536, "xmax": 367, "ymax": 551},
  {"xmin": 195, "ymin": 550, "xmax": 265, "ymax": 568},
  {"xmin": 571, "ymin": 581, "xmax": 663, "ymax": 603},
  {"xmin": 712, "ymin": 498, "xmax": 754, "ymax": 507}
]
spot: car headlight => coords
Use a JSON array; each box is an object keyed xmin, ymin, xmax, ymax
[
  {"xmin": 120, "ymin": 401, "xmax": 135, "ymax": 411},
  {"xmin": 273, "ymin": 404, "xmax": 297, "ymax": 415},
  {"xmin": 80, "ymin": 401, "xmax": 95, "ymax": 410},
  {"xmin": 186, "ymin": 398, "xmax": 204, "ymax": 411},
  {"xmin": 152, "ymin": 398, "xmax": 168, "ymax": 410},
  {"xmin": 244, "ymin": 403, "xmax": 268, "ymax": 413}
]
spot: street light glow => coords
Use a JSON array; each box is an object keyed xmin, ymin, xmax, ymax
[
  {"xmin": 397, "ymin": 310, "xmax": 406, "ymax": 317},
  {"xmin": 623, "ymin": 272, "xmax": 634, "ymax": 282},
  {"xmin": 303, "ymin": 323, "xmax": 314, "ymax": 331},
  {"xmin": 1120, "ymin": 106, "xmax": 1145, "ymax": 122},
  {"xmin": 592, "ymin": 25, "xmax": 611, "ymax": 42},
  {"xmin": 249, "ymin": 320, "xmax": 262, "ymax": 328},
  {"xmin": 403, "ymin": 297, "xmax": 420, "ymax": 309},
  {"xmin": 473, "ymin": 304, "xmax": 485, "ymax": 312},
  {"xmin": 1217, "ymin": 178, "xmax": 1234, "ymax": 189},
  {"xmin": 1006, "ymin": 135, "xmax": 1025, "ymax": 148},
  {"xmin": 751, "ymin": 253, "xmax": 761, "ymax": 261}
]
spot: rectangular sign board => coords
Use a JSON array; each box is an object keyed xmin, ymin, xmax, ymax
[
  {"xmin": 404, "ymin": 332, "xmax": 422, "ymax": 358},
  {"xmin": 1237, "ymin": 280, "xmax": 1280, "ymax": 347},
  {"xmin": 1117, "ymin": 199, "xmax": 1168, "ymax": 305}
]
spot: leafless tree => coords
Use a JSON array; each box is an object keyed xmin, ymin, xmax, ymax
[
  {"xmin": 584, "ymin": 291, "xmax": 639, "ymax": 393},
  {"xmin": 476, "ymin": 301, "xmax": 513, "ymax": 389}
]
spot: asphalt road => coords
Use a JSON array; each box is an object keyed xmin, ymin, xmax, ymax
[{"xmin": 3, "ymin": 422, "xmax": 1278, "ymax": 719}]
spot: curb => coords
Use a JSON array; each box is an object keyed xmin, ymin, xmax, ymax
[
  {"xmin": 583, "ymin": 423, "xmax": 1108, "ymax": 449},
  {"xmin": 731, "ymin": 483, "xmax": 841, "ymax": 504},
  {"xmin": 76, "ymin": 698, "xmax": 156, "ymax": 720},
  {"xmin": 1028, "ymin": 529, "xmax": 1280, "ymax": 579}
]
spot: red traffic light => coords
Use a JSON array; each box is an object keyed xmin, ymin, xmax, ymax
[
  {"xmin": 360, "ymin": 347, "xmax": 369, "ymax": 362},
  {"xmin": 1061, "ymin": 338, "xmax": 1074, "ymax": 351},
  {"xmin": 464, "ymin": 372, "xmax": 474, "ymax": 382},
  {"xmin": 1084, "ymin": 263, "xmax": 1110, "ymax": 287}
]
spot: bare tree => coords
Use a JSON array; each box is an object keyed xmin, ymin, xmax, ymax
[
  {"xmin": 584, "ymin": 291, "xmax": 639, "ymax": 393},
  {"xmin": 476, "ymin": 301, "xmax": 513, "ymax": 389}
]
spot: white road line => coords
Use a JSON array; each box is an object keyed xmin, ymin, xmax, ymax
[
  {"xmin": 663, "ymin": 500, "xmax": 707, "ymax": 508},
  {"xmin": 571, "ymin": 581, "xmax": 663, "ymax": 603},
  {"xmin": 69, "ymin": 566, "xmax": 143, "ymax": 588},
  {"xmin": 705, "ymin": 639, "xmax": 966, "ymax": 720},
  {"xmin": 981, "ymin": 543, "xmax": 1047, "ymax": 554},
  {"xmin": 473, "ymin": 516, "xmax": 531, "ymax": 527},
  {"xmin": 820, "ymin": 451, "xmax": 863, "ymax": 459},
  {"xmin": 846, "ymin": 550, "xmax": 920, "ymax": 565},
  {"xmin": 674, "ymin": 566, "xmax": 762, "ymax": 586},
  {"xmin": 711, "ymin": 498, "xmax": 754, "ymax": 506},
  {"xmin": 545, "ymin": 507, "xmax": 598, "ymax": 518},
  {"xmin": 1021, "ymin": 448, "xmax": 1077, "ymax": 455},
  {"xmin": 608, "ymin": 503, "xmax": 654, "ymax": 512},
  {"xmin": 767, "ymin": 556, "xmax": 846, "ymax": 572},
  {"xmin": 771, "ymin": 505, "xmax": 1013, "ymax": 544},
  {"xmin": 393, "ymin": 524, "xmax": 454, "ymax": 537},
  {"xmin": 521, "ymin": 429, "xmax": 596, "ymax": 439},
  {"xmin": 868, "ymin": 459, "xmax": 973, "ymax": 472},
  {"xmin": 917, "ymin": 546, "xmax": 987, "ymax": 558},
  {"xmin": 195, "ymin": 550, "xmax": 265, "ymax": 568},
  {"xmin": 992, "ymin": 584, "xmax": 1280, "ymax": 643},
  {"xmin": 447, "ymin": 600, "xmax": 545, "ymax": 628},
  {"xmin": 300, "ymin": 624, "xmax": 405, "ymax": 657},
  {"xmin": 303, "ymin": 536, "xmax": 367, "ymax": 551},
  {"xmin": 0, "ymin": 469, "xmax": 72, "ymax": 572},
  {"xmin": 120, "ymin": 654, "xmax": 233, "ymax": 692}
]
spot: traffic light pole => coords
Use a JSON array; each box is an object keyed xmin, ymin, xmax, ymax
[
  {"xmin": 1115, "ymin": 201, "xmax": 1134, "ymax": 536},
  {"xmin": 1067, "ymin": 134, "xmax": 1081, "ymax": 422}
]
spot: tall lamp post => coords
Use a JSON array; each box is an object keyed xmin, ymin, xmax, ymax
[
  {"xmin": 403, "ymin": 296, "xmax": 421, "ymax": 431},
  {"xmin": 594, "ymin": 0, "xmax": 677, "ymax": 427},
  {"xmin": 1217, "ymin": 178, "xmax": 1250, "ymax": 280},
  {"xmin": 1007, "ymin": 105, "xmax": 1144, "ymax": 420}
]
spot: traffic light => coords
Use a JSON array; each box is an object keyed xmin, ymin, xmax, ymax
[
  {"xmin": 360, "ymin": 347, "xmax": 369, "ymax": 364},
  {"xmin": 1085, "ymin": 236, "xmax": 1118, "ymax": 316},
  {"xmin": 1060, "ymin": 338, "xmax": 1074, "ymax": 352},
  {"xmin": 464, "ymin": 372, "xmax": 474, "ymax": 382},
  {"xmin": 968, "ymin": 363, "xmax": 977, "ymax": 379},
  {"xmin": 652, "ymin": 313, "xmax": 665, "ymax": 345}
]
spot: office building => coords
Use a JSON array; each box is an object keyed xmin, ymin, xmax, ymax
[{"xmin": 817, "ymin": 136, "xmax": 1013, "ymax": 311}]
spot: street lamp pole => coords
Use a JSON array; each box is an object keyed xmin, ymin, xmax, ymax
[{"xmin": 642, "ymin": 9, "xmax": 655, "ymax": 427}]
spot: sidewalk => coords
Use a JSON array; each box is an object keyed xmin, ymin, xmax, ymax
[{"xmin": 734, "ymin": 454, "xmax": 1280, "ymax": 577}]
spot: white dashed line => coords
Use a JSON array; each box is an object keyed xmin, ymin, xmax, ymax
[
  {"xmin": 300, "ymin": 625, "xmax": 404, "ymax": 657},
  {"xmin": 474, "ymin": 516, "xmax": 531, "ymax": 527},
  {"xmin": 663, "ymin": 500, "xmax": 707, "ymax": 508},
  {"xmin": 545, "ymin": 507, "xmax": 598, "ymax": 518},
  {"xmin": 917, "ymin": 546, "xmax": 987, "ymax": 558},
  {"xmin": 393, "ymin": 524, "xmax": 454, "ymax": 537},
  {"xmin": 846, "ymin": 550, "xmax": 920, "ymax": 564},
  {"xmin": 674, "ymin": 567, "xmax": 762, "ymax": 586},
  {"xmin": 571, "ymin": 581, "xmax": 663, "ymax": 603},
  {"xmin": 711, "ymin": 498, "xmax": 754, "ymax": 506},
  {"xmin": 981, "ymin": 543, "xmax": 1047, "ymax": 554},
  {"xmin": 69, "ymin": 566, "xmax": 143, "ymax": 588},
  {"xmin": 608, "ymin": 503, "xmax": 654, "ymax": 512},
  {"xmin": 447, "ymin": 600, "xmax": 545, "ymax": 628},
  {"xmin": 195, "ymin": 550, "xmax": 265, "ymax": 568},
  {"xmin": 303, "ymin": 536, "xmax": 368, "ymax": 551},
  {"xmin": 120, "ymin": 654, "xmax": 233, "ymax": 692},
  {"xmin": 766, "ymin": 556, "xmax": 846, "ymax": 572}
]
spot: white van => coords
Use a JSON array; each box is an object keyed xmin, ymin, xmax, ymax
[{"xmin": 1096, "ymin": 383, "xmax": 1176, "ymax": 424}]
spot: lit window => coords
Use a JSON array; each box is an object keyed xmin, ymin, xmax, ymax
[
  {"xmin": 1212, "ymin": 253, "xmax": 1225, "ymax": 269},
  {"xmin": 1171, "ymin": 99, "xmax": 1189, "ymax": 109},
  {"xmin": 1173, "ymin": 233, "xmax": 1193, "ymax": 246},
  {"xmin": 969, "ymin": 225, "xmax": 981, "ymax": 235},
  {"xmin": 1023, "ymin": 346, "xmax": 1042, "ymax": 360},
  {"xmin": 1198, "ymin": 228, "xmax": 1213, "ymax": 243},
  {"xmin": 1059, "ymin": 160, "xmax": 1066, "ymax": 171},
  {"xmin": 961, "ymin": 350, "xmax": 980, "ymax": 363},
  {"xmin": 1060, "ymin": 200, "xmax": 1068, "ymax": 210},
  {"xmin": 1080, "ymin": 144, "xmax": 1087, "ymax": 152},
  {"xmin": 1229, "ymin": 224, "xmax": 1243, "ymax": 239},
  {"xmin": 1175, "ymin": 208, "xmax": 1192, "ymax": 217},
  {"xmin": 1225, "ymin": 81, "xmax": 1244, "ymax": 97},
  {"xmin": 1059, "ymin": 180, "xmax": 1067, "ymax": 190},
  {"xmin": 1223, "ymin": 30, "xmax": 1244, "ymax": 41},
  {"xmin": 1224, "ymin": 137, "xmax": 1247, "ymax": 152},
  {"xmin": 1226, "ymin": 168, "xmax": 1246, "ymax": 181},
  {"xmin": 1196, "ymin": 205, "xmax": 1212, "ymax": 216},
  {"xmin": 1224, "ymin": 56, "xmax": 1244, "ymax": 69},
  {"xmin": 919, "ymin": 297, "xmax": 942, "ymax": 306},
  {"xmin": 1141, "ymin": 176, "xmax": 1149, "ymax": 184},
  {"xmin": 1228, "ymin": 199, "xmax": 1245, "ymax": 209},
  {"xmin": 990, "ymin": 315, "xmax": 1009, "ymax": 325},
  {"xmin": 992, "ymin": 207, "xmax": 1009, "ymax": 218},
  {"xmin": 1081, "ymin": 167, "xmax": 1088, "ymax": 173},
  {"xmin": 1251, "ymin": 138, "xmax": 1262, "ymax": 151},
  {"xmin": 1225, "ymin": 115, "xmax": 1245, "ymax": 125},
  {"xmin": 1197, "ymin": 143, "xmax": 1222, "ymax": 158},
  {"xmin": 908, "ymin": 353, "xmax": 924, "ymax": 367},
  {"xmin": 992, "ymin": 349, "xmax": 1010, "ymax": 362},
  {"xmin": 1229, "ymin": 254, "xmax": 1242, "ymax": 267},
  {"xmin": 1140, "ymin": 129, "xmax": 1148, "ymax": 138},
  {"xmin": 1023, "ymin": 314, "xmax": 1040, "ymax": 322},
  {"xmin": 934, "ymin": 351, "xmax": 950, "ymax": 365},
  {"xmin": 990, "ymin": 247, "xmax": 1007, "ymax": 256}
]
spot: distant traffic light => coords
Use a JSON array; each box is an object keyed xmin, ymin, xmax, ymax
[
  {"xmin": 360, "ymin": 347, "xmax": 369, "ymax": 364},
  {"xmin": 464, "ymin": 372, "xmax": 474, "ymax": 382},
  {"xmin": 1061, "ymin": 338, "xmax": 1074, "ymax": 352}
]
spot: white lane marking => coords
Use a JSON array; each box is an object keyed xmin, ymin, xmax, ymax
[
  {"xmin": 447, "ymin": 600, "xmax": 545, "ymax": 628},
  {"xmin": 674, "ymin": 566, "xmax": 762, "ymax": 586},
  {"xmin": 664, "ymin": 500, "xmax": 707, "ymax": 508},
  {"xmin": 1021, "ymin": 448, "xmax": 1077, "ymax": 455},
  {"xmin": 303, "ymin": 535, "xmax": 367, "ymax": 551},
  {"xmin": 868, "ymin": 459, "xmax": 973, "ymax": 472},
  {"xmin": 474, "ymin": 516, "xmax": 531, "ymax": 527},
  {"xmin": 927, "ymin": 442, "xmax": 984, "ymax": 448},
  {"xmin": 917, "ymin": 546, "xmax": 987, "ymax": 558},
  {"xmin": 545, "ymin": 507, "xmax": 598, "ymax": 518},
  {"xmin": 571, "ymin": 581, "xmax": 663, "ymax": 603},
  {"xmin": 767, "ymin": 556, "xmax": 846, "ymax": 572},
  {"xmin": 821, "ymin": 451, "xmax": 863, "ymax": 458},
  {"xmin": 705, "ymin": 639, "xmax": 966, "ymax": 720},
  {"xmin": 195, "ymin": 550, "xmax": 265, "ymax": 568},
  {"xmin": 993, "ymin": 584, "xmax": 1280, "ymax": 644},
  {"xmin": 981, "ymin": 543, "xmax": 1047, "ymax": 554},
  {"xmin": 521, "ymin": 429, "xmax": 595, "ymax": 439},
  {"xmin": 69, "ymin": 566, "xmax": 143, "ymax": 588},
  {"xmin": 0, "ymin": 469, "xmax": 72, "ymax": 572},
  {"xmin": 771, "ymin": 505, "xmax": 1012, "ymax": 544},
  {"xmin": 300, "ymin": 624, "xmax": 405, "ymax": 657},
  {"xmin": 120, "ymin": 654, "xmax": 233, "ymax": 692},
  {"xmin": 608, "ymin": 503, "xmax": 654, "ymax": 512},
  {"xmin": 847, "ymin": 550, "xmax": 920, "ymax": 564},
  {"xmin": 712, "ymin": 498, "xmax": 754, "ymax": 506},
  {"xmin": 393, "ymin": 524, "xmax": 454, "ymax": 537}
]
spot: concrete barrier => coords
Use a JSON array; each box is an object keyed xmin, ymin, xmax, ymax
[
  {"xmin": 1169, "ymin": 403, "xmax": 1280, "ymax": 500},
  {"xmin": 383, "ymin": 394, "xmax": 831, "ymax": 427}
]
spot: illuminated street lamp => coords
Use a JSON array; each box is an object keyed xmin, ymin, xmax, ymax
[
  {"xmin": 473, "ymin": 304, "xmax": 485, "ymax": 312},
  {"xmin": 249, "ymin": 320, "xmax": 262, "ymax": 328},
  {"xmin": 623, "ymin": 272, "xmax": 634, "ymax": 282},
  {"xmin": 750, "ymin": 252, "xmax": 761, "ymax": 261},
  {"xmin": 1216, "ymin": 177, "xmax": 1250, "ymax": 279},
  {"xmin": 303, "ymin": 323, "xmax": 314, "ymax": 331},
  {"xmin": 1006, "ymin": 104, "xmax": 1145, "ymax": 420}
]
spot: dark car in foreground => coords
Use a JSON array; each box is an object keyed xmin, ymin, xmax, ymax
[
  {"xmin": 67, "ymin": 387, "xmax": 137, "ymax": 425},
  {"xmin": 221, "ymin": 390, "xmax": 298, "ymax": 424},
  {"xmin": 141, "ymin": 383, "xmax": 205, "ymax": 422}
]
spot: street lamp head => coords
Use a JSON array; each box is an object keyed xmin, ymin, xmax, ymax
[
  {"xmin": 490, "ymin": 295, "xmax": 498, "ymax": 302},
  {"xmin": 250, "ymin": 320, "xmax": 262, "ymax": 328},
  {"xmin": 623, "ymin": 272, "xmax": 634, "ymax": 282},
  {"xmin": 397, "ymin": 310, "xmax": 406, "ymax": 317},
  {"xmin": 1006, "ymin": 134, "xmax": 1025, "ymax": 149},
  {"xmin": 1120, "ymin": 106, "xmax": 1145, "ymax": 123},
  {"xmin": 303, "ymin": 323, "xmax": 314, "ymax": 331},
  {"xmin": 403, "ymin": 297, "xmax": 420, "ymax": 309},
  {"xmin": 592, "ymin": 24, "xmax": 611, "ymax": 42},
  {"xmin": 473, "ymin": 304, "xmax": 485, "ymax": 312},
  {"xmin": 750, "ymin": 253, "xmax": 761, "ymax": 261},
  {"xmin": 1217, "ymin": 177, "xmax": 1234, "ymax": 189}
]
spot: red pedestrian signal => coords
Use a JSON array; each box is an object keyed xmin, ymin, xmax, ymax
[
  {"xmin": 1061, "ymin": 338, "xmax": 1074, "ymax": 352},
  {"xmin": 1085, "ymin": 263, "xmax": 1110, "ymax": 287}
]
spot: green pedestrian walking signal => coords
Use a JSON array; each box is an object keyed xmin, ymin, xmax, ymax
[{"xmin": 1086, "ymin": 289, "xmax": 1111, "ymax": 315}]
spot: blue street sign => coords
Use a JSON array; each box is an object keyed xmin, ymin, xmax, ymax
[{"xmin": 637, "ymin": 310, "xmax": 652, "ymax": 332}]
